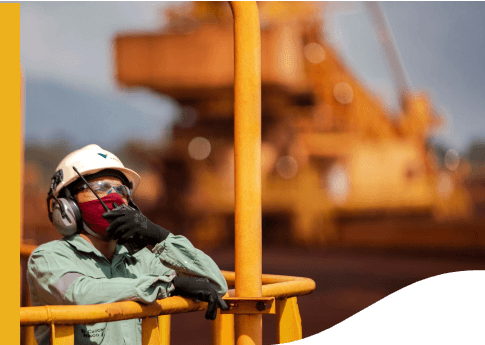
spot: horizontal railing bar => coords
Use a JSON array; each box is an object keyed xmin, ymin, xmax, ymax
[
  {"xmin": 222, "ymin": 270, "xmax": 316, "ymax": 298},
  {"xmin": 21, "ymin": 296, "xmax": 207, "ymax": 326},
  {"xmin": 225, "ymin": 282, "xmax": 315, "ymax": 300},
  {"xmin": 21, "ymin": 275, "xmax": 315, "ymax": 326},
  {"xmin": 221, "ymin": 270, "xmax": 316, "ymax": 285}
]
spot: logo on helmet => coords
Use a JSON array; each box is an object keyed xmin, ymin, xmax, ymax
[{"xmin": 98, "ymin": 153, "xmax": 107, "ymax": 159}]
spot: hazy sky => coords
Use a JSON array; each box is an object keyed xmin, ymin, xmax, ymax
[{"xmin": 20, "ymin": 2, "xmax": 485, "ymax": 153}]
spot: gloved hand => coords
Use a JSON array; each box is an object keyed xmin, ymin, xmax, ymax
[
  {"xmin": 102, "ymin": 206, "xmax": 170, "ymax": 248},
  {"xmin": 172, "ymin": 276, "xmax": 229, "ymax": 320}
]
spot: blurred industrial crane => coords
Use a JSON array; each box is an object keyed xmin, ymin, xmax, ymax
[
  {"xmin": 364, "ymin": 2, "xmax": 471, "ymax": 221},
  {"xmin": 365, "ymin": 2, "xmax": 442, "ymax": 137},
  {"xmin": 114, "ymin": 1, "xmax": 472, "ymax": 248},
  {"xmin": 365, "ymin": 2, "xmax": 412, "ymax": 101}
]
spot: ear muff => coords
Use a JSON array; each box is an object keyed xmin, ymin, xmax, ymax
[{"xmin": 50, "ymin": 197, "xmax": 83, "ymax": 237}]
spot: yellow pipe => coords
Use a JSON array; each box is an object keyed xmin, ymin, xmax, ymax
[
  {"xmin": 21, "ymin": 296, "xmax": 210, "ymax": 326},
  {"xmin": 158, "ymin": 315, "xmax": 171, "ymax": 345},
  {"xmin": 20, "ymin": 273, "xmax": 314, "ymax": 326},
  {"xmin": 50, "ymin": 324, "xmax": 74, "ymax": 345},
  {"xmin": 261, "ymin": 281, "xmax": 315, "ymax": 299},
  {"xmin": 141, "ymin": 317, "xmax": 160, "ymax": 345},
  {"xmin": 229, "ymin": 0, "xmax": 262, "ymax": 297},
  {"xmin": 211, "ymin": 311, "xmax": 235, "ymax": 345},
  {"xmin": 24, "ymin": 285, "xmax": 36, "ymax": 345},
  {"xmin": 221, "ymin": 271, "xmax": 316, "ymax": 299},
  {"xmin": 229, "ymin": 2, "xmax": 262, "ymax": 344}
]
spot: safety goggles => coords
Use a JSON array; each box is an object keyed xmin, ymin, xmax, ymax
[{"xmin": 77, "ymin": 181, "xmax": 131, "ymax": 200}]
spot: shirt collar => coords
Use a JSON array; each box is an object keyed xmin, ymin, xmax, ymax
[{"xmin": 63, "ymin": 234, "xmax": 128, "ymax": 257}]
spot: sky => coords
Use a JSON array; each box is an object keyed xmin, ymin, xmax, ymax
[{"xmin": 20, "ymin": 2, "xmax": 485, "ymax": 153}]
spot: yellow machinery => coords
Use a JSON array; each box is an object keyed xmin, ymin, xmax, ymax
[
  {"xmin": 113, "ymin": 2, "xmax": 471, "ymax": 248},
  {"xmin": 20, "ymin": 3, "xmax": 315, "ymax": 345}
]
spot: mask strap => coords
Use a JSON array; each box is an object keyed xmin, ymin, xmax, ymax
[{"xmin": 82, "ymin": 222, "xmax": 105, "ymax": 240}]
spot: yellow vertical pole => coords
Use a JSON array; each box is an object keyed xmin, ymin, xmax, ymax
[
  {"xmin": 141, "ymin": 317, "xmax": 161, "ymax": 345},
  {"xmin": 212, "ymin": 310, "xmax": 235, "ymax": 345},
  {"xmin": 24, "ymin": 285, "xmax": 37, "ymax": 345},
  {"xmin": 158, "ymin": 315, "xmax": 170, "ymax": 345},
  {"xmin": 50, "ymin": 324, "xmax": 74, "ymax": 345},
  {"xmin": 229, "ymin": 2, "xmax": 262, "ymax": 345}
]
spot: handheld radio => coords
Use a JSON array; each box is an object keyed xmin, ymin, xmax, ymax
[{"xmin": 72, "ymin": 167, "xmax": 143, "ymax": 255}]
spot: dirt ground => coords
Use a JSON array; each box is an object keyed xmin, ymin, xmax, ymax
[{"xmin": 169, "ymin": 246, "xmax": 485, "ymax": 345}]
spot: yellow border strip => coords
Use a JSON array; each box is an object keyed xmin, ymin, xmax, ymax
[{"xmin": 1, "ymin": 3, "xmax": 21, "ymax": 345}]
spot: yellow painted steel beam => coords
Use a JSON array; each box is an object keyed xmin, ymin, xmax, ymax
[{"xmin": 229, "ymin": 1, "xmax": 262, "ymax": 345}]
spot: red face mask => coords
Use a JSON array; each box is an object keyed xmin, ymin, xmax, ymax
[{"xmin": 78, "ymin": 193, "xmax": 126, "ymax": 239}]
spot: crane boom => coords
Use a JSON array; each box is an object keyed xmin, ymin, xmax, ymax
[{"xmin": 365, "ymin": 2, "xmax": 412, "ymax": 99}]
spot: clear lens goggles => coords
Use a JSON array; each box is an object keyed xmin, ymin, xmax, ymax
[{"xmin": 77, "ymin": 181, "xmax": 131, "ymax": 200}]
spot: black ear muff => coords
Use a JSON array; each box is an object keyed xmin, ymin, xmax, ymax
[{"xmin": 51, "ymin": 197, "xmax": 82, "ymax": 237}]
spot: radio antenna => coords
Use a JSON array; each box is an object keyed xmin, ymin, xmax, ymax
[{"xmin": 72, "ymin": 166, "xmax": 110, "ymax": 212}]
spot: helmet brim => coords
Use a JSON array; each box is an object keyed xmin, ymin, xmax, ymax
[{"xmin": 55, "ymin": 166, "xmax": 141, "ymax": 197}]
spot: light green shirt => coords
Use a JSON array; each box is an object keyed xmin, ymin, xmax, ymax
[{"xmin": 27, "ymin": 233, "xmax": 228, "ymax": 345}]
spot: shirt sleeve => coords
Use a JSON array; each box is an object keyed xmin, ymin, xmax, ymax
[
  {"xmin": 152, "ymin": 233, "xmax": 228, "ymax": 296},
  {"xmin": 27, "ymin": 249, "xmax": 175, "ymax": 306}
]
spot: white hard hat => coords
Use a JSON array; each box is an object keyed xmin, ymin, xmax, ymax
[{"xmin": 52, "ymin": 144, "xmax": 141, "ymax": 197}]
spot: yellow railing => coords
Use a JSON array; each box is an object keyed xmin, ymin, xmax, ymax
[{"xmin": 21, "ymin": 247, "xmax": 315, "ymax": 345}]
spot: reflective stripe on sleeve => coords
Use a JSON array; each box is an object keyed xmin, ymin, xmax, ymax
[{"xmin": 54, "ymin": 272, "xmax": 84, "ymax": 296}]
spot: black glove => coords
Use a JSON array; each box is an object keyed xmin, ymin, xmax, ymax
[
  {"xmin": 172, "ymin": 276, "xmax": 229, "ymax": 320},
  {"xmin": 102, "ymin": 206, "xmax": 170, "ymax": 248}
]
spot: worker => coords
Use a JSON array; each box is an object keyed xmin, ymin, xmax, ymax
[{"xmin": 27, "ymin": 144, "xmax": 228, "ymax": 345}]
